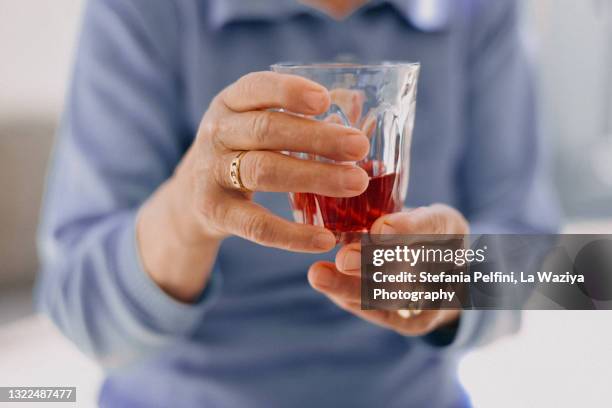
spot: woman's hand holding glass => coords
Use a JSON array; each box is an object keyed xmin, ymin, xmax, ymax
[{"xmin": 137, "ymin": 72, "xmax": 370, "ymax": 301}]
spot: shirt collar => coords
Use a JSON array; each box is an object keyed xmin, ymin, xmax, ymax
[{"xmin": 208, "ymin": 0, "xmax": 450, "ymax": 32}]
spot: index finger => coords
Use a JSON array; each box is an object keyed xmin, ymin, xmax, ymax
[
  {"xmin": 221, "ymin": 72, "xmax": 331, "ymax": 115},
  {"xmin": 220, "ymin": 197, "xmax": 337, "ymax": 253}
]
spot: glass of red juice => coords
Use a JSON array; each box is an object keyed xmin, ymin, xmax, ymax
[{"xmin": 271, "ymin": 62, "xmax": 420, "ymax": 243}]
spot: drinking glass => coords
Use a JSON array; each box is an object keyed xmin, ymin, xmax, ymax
[{"xmin": 271, "ymin": 62, "xmax": 420, "ymax": 243}]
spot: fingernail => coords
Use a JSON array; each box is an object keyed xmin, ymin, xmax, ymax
[
  {"xmin": 342, "ymin": 167, "xmax": 368, "ymax": 193},
  {"xmin": 375, "ymin": 212, "xmax": 405, "ymax": 235},
  {"xmin": 380, "ymin": 220, "xmax": 397, "ymax": 235},
  {"xmin": 313, "ymin": 232, "xmax": 336, "ymax": 250},
  {"xmin": 312, "ymin": 266, "xmax": 335, "ymax": 289},
  {"xmin": 304, "ymin": 91, "xmax": 328, "ymax": 112},
  {"xmin": 342, "ymin": 134, "xmax": 369, "ymax": 159},
  {"xmin": 341, "ymin": 250, "xmax": 361, "ymax": 272}
]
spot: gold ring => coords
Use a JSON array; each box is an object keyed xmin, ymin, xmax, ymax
[
  {"xmin": 398, "ymin": 305, "xmax": 422, "ymax": 319},
  {"xmin": 397, "ymin": 309, "xmax": 412, "ymax": 319},
  {"xmin": 229, "ymin": 151, "xmax": 250, "ymax": 192}
]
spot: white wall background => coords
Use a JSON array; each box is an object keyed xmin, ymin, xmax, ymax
[
  {"xmin": 460, "ymin": 311, "xmax": 612, "ymax": 407},
  {"xmin": 0, "ymin": 0, "xmax": 83, "ymax": 287},
  {"xmin": 0, "ymin": 0, "xmax": 83, "ymax": 120},
  {"xmin": 526, "ymin": 0, "xmax": 612, "ymax": 217}
]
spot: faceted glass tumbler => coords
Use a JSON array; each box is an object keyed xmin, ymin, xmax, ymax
[{"xmin": 271, "ymin": 62, "xmax": 420, "ymax": 243}]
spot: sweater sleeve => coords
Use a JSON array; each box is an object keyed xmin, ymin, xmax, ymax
[{"xmin": 36, "ymin": 0, "xmax": 221, "ymax": 368}]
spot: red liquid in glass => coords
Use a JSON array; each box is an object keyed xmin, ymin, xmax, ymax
[{"xmin": 290, "ymin": 161, "xmax": 402, "ymax": 243}]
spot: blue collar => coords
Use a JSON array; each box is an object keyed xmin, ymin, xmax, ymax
[{"xmin": 208, "ymin": 0, "xmax": 450, "ymax": 32}]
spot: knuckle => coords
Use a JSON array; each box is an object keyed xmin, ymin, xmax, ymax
[
  {"xmin": 194, "ymin": 195, "xmax": 226, "ymax": 228},
  {"xmin": 243, "ymin": 71, "xmax": 267, "ymax": 83},
  {"xmin": 252, "ymin": 112, "xmax": 272, "ymax": 145},
  {"xmin": 237, "ymin": 72, "xmax": 258, "ymax": 88},
  {"xmin": 237, "ymin": 72, "xmax": 266, "ymax": 97},
  {"xmin": 431, "ymin": 212, "xmax": 446, "ymax": 234},
  {"xmin": 201, "ymin": 117, "xmax": 220, "ymax": 138},
  {"xmin": 201, "ymin": 116, "xmax": 232, "ymax": 153},
  {"xmin": 243, "ymin": 212, "xmax": 272, "ymax": 243},
  {"xmin": 214, "ymin": 115, "xmax": 232, "ymax": 136}
]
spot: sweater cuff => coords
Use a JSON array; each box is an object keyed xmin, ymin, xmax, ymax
[{"xmin": 117, "ymin": 215, "xmax": 221, "ymax": 335}]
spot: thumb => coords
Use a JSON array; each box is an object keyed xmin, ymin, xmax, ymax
[{"xmin": 370, "ymin": 205, "xmax": 467, "ymax": 235}]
